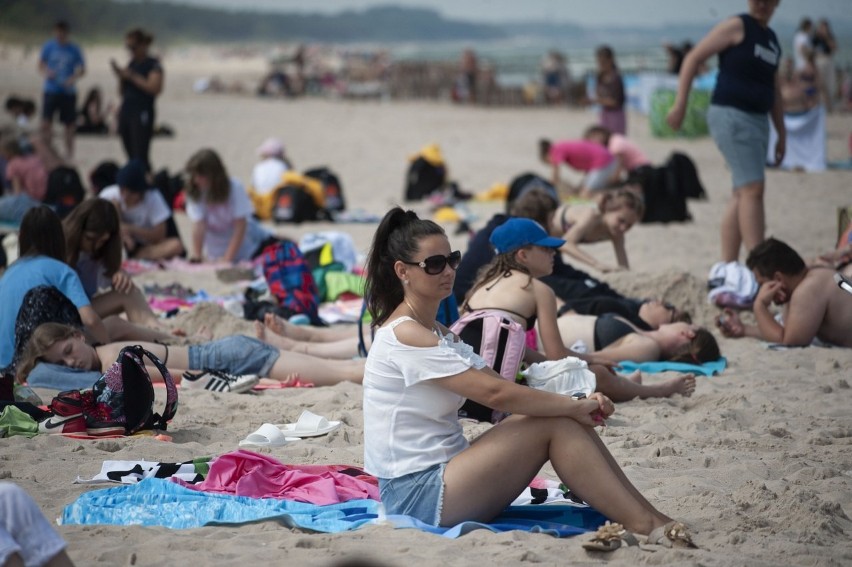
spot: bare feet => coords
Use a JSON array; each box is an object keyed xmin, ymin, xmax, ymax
[
  {"xmin": 625, "ymin": 370, "xmax": 643, "ymax": 384},
  {"xmin": 264, "ymin": 312, "xmax": 288, "ymax": 336},
  {"xmin": 255, "ymin": 320, "xmax": 299, "ymax": 351},
  {"xmin": 655, "ymin": 373, "xmax": 696, "ymax": 398}
]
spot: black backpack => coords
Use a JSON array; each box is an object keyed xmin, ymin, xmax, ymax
[
  {"xmin": 405, "ymin": 157, "xmax": 446, "ymax": 201},
  {"xmin": 304, "ymin": 167, "xmax": 345, "ymax": 213},
  {"xmin": 629, "ymin": 165, "xmax": 691, "ymax": 224},
  {"xmin": 272, "ymin": 184, "xmax": 323, "ymax": 224},
  {"xmin": 665, "ymin": 152, "xmax": 706, "ymax": 200},
  {"xmin": 152, "ymin": 168, "xmax": 185, "ymax": 211},
  {"xmin": 506, "ymin": 172, "xmax": 558, "ymax": 212},
  {"xmin": 45, "ymin": 166, "xmax": 85, "ymax": 219}
]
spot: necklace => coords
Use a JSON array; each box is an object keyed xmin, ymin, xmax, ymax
[{"xmin": 404, "ymin": 297, "xmax": 434, "ymax": 331}]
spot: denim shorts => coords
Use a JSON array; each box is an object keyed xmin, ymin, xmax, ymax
[
  {"xmin": 708, "ymin": 104, "xmax": 770, "ymax": 190},
  {"xmin": 379, "ymin": 463, "xmax": 446, "ymax": 526},
  {"xmin": 188, "ymin": 335, "xmax": 280, "ymax": 377},
  {"xmin": 585, "ymin": 159, "xmax": 619, "ymax": 191}
]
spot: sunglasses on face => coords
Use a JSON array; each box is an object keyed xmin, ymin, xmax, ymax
[{"xmin": 402, "ymin": 250, "xmax": 462, "ymax": 275}]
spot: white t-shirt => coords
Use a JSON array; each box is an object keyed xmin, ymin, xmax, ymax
[
  {"xmin": 100, "ymin": 185, "xmax": 171, "ymax": 237},
  {"xmin": 251, "ymin": 158, "xmax": 288, "ymax": 195},
  {"xmin": 185, "ymin": 178, "xmax": 271, "ymax": 261},
  {"xmin": 363, "ymin": 316, "xmax": 487, "ymax": 479},
  {"xmin": 793, "ymin": 30, "xmax": 812, "ymax": 71}
]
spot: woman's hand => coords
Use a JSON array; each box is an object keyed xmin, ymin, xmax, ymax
[
  {"xmin": 571, "ymin": 393, "xmax": 613, "ymax": 427},
  {"xmin": 716, "ymin": 308, "xmax": 744, "ymax": 338},
  {"xmin": 112, "ymin": 270, "xmax": 134, "ymax": 294}
]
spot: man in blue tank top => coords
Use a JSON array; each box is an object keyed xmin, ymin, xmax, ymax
[{"xmin": 39, "ymin": 20, "xmax": 85, "ymax": 159}]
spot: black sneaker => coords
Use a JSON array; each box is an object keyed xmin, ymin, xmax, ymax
[{"xmin": 182, "ymin": 369, "xmax": 259, "ymax": 394}]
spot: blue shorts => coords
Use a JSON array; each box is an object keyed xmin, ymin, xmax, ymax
[
  {"xmin": 188, "ymin": 335, "xmax": 280, "ymax": 377},
  {"xmin": 42, "ymin": 92, "xmax": 77, "ymax": 124},
  {"xmin": 379, "ymin": 463, "xmax": 446, "ymax": 526},
  {"xmin": 708, "ymin": 104, "xmax": 770, "ymax": 190}
]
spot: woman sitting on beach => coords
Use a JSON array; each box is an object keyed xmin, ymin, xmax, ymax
[
  {"xmin": 548, "ymin": 188, "xmax": 644, "ymax": 272},
  {"xmin": 360, "ymin": 206, "xmax": 696, "ymax": 550},
  {"xmin": 185, "ymin": 148, "xmax": 273, "ymax": 264},
  {"xmin": 76, "ymin": 86, "xmax": 112, "ymax": 135},
  {"xmin": 460, "ymin": 217, "xmax": 696, "ymax": 405},
  {"xmin": 16, "ymin": 322, "xmax": 365, "ymax": 390},
  {"xmin": 63, "ymin": 198, "xmax": 173, "ymax": 342},
  {"xmin": 555, "ymin": 311, "xmax": 720, "ymax": 364}
]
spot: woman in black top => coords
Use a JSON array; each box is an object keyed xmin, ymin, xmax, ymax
[{"xmin": 111, "ymin": 28, "xmax": 163, "ymax": 171}]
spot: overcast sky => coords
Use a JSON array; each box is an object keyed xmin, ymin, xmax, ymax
[{"xmin": 166, "ymin": 0, "xmax": 847, "ymax": 27}]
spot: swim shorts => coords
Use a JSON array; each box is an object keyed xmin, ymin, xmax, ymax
[{"xmin": 708, "ymin": 104, "xmax": 770, "ymax": 189}]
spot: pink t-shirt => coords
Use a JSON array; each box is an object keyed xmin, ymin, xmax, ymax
[
  {"xmin": 549, "ymin": 140, "xmax": 613, "ymax": 171},
  {"xmin": 5, "ymin": 154, "xmax": 48, "ymax": 201},
  {"xmin": 608, "ymin": 134, "xmax": 650, "ymax": 170}
]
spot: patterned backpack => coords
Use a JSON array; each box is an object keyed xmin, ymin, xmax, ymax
[{"xmin": 257, "ymin": 239, "xmax": 322, "ymax": 325}]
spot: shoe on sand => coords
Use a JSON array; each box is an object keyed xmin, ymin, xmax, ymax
[
  {"xmin": 582, "ymin": 522, "xmax": 640, "ymax": 552},
  {"xmin": 37, "ymin": 414, "xmax": 87, "ymax": 435},
  {"xmin": 182, "ymin": 369, "xmax": 259, "ymax": 394},
  {"xmin": 646, "ymin": 521, "xmax": 697, "ymax": 548}
]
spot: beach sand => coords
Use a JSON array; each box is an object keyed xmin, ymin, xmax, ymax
[{"xmin": 2, "ymin": 45, "xmax": 852, "ymax": 566}]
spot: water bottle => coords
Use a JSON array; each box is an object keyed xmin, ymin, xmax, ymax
[{"xmin": 13, "ymin": 383, "xmax": 43, "ymax": 406}]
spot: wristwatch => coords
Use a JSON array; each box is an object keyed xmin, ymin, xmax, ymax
[{"xmin": 570, "ymin": 392, "xmax": 587, "ymax": 400}]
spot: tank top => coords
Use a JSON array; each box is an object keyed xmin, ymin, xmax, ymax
[{"xmin": 711, "ymin": 14, "xmax": 781, "ymax": 114}]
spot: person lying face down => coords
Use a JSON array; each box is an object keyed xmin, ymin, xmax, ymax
[
  {"xmin": 717, "ymin": 238, "xmax": 852, "ymax": 348},
  {"xmin": 16, "ymin": 323, "xmax": 365, "ymax": 387}
]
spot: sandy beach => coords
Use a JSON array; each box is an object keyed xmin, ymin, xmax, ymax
[{"xmin": 2, "ymin": 44, "xmax": 852, "ymax": 566}]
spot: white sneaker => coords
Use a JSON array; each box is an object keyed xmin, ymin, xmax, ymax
[{"xmin": 182, "ymin": 369, "xmax": 259, "ymax": 394}]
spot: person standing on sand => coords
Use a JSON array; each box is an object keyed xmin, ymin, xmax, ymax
[
  {"xmin": 112, "ymin": 28, "xmax": 163, "ymax": 171},
  {"xmin": 39, "ymin": 20, "xmax": 85, "ymax": 160},
  {"xmin": 667, "ymin": 0, "xmax": 785, "ymax": 264}
]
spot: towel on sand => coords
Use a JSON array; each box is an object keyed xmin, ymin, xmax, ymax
[{"xmin": 617, "ymin": 357, "xmax": 727, "ymax": 377}]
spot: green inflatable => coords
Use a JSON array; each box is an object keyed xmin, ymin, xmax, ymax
[{"xmin": 649, "ymin": 89, "xmax": 711, "ymax": 138}]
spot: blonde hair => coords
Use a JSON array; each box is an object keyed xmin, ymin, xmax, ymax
[
  {"xmin": 599, "ymin": 188, "xmax": 645, "ymax": 221},
  {"xmin": 16, "ymin": 323, "xmax": 81, "ymax": 383}
]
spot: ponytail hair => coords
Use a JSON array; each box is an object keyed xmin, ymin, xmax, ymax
[{"xmin": 364, "ymin": 207, "xmax": 446, "ymax": 327}]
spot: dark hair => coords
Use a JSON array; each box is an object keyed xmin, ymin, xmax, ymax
[
  {"xmin": 745, "ymin": 237, "xmax": 806, "ymax": 278},
  {"xmin": 538, "ymin": 138, "xmax": 552, "ymax": 161},
  {"xmin": 4, "ymin": 96, "xmax": 23, "ymax": 112},
  {"xmin": 364, "ymin": 207, "xmax": 446, "ymax": 327},
  {"xmin": 18, "ymin": 206, "xmax": 66, "ymax": 262},
  {"xmin": 669, "ymin": 328, "xmax": 720, "ymax": 364},
  {"xmin": 62, "ymin": 198, "xmax": 122, "ymax": 277},
  {"xmin": 596, "ymin": 45, "xmax": 616, "ymax": 65},
  {"xmin": 1, "ymin": 137, "xmax": 22, "ymax": 158},
  {"xmin": 185, "ymin": 148, "xmax": 230, "ymax": 203},
  {"xmin": 55, "ymin": 20, "xmax": 69, "ymax": 32},
  {"xmin": 126, "ymin": 28, "xmax": 153, "ymax": 46},
  {"xmin": 509, "ymin": 187, "xmax": 558, "ymax": 228},
  {"xmin": 799, "ymin": 17, "xmax": 812, "ymax": 31},
  {"xmin": 583, "ymin": 124, "xmax": 612, "ymax": 146}
]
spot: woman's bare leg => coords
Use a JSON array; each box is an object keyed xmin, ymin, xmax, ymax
[
  {"xmin": 102, "ymin": 315, "xmax": 173, "ymax": 343},
  {"xmin": 441, "ymin": 415, "xmax": 671, "ymax": 533},
  {"xmin": 264, "ymin": 313, "xmax": 361, "ymax": 343},
  {"xmin": 133, "ymin": 238, "xmax": 185, "ymax": 262},
  {"xmin": 91, "ymin": 287, "xmax": 161, "ymax": 328},
  {"xmin": 255, "ymin": 321, "xmax": 361, "ymax": 359},
  {"xmin": 592, "ymin": 365, "xmax": 696, "ymax": 402},
  {"xmin": 266, "ymin": 352, "xmax": 364, "ymax": 386}
]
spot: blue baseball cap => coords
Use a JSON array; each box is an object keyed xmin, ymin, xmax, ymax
[{"xmin": 490, "ymin": 217, "xmax": 565, "ymax": 254}]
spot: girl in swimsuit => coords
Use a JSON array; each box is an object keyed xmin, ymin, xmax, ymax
[
  {"xmin": 463, "ymin": 217, "xmax": 699, "ymax": 402},
  {"xmin": 548, "ymin": 188, "xmax": 644, "ymax": 273},
  {"xmin": 555, "ymin": 312, "xmax": 720, "ymax": 364}
]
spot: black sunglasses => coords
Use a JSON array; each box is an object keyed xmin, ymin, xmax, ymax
[{"xmin": 402, "ymin": 251, "xmax": 462, "ymax": 275}]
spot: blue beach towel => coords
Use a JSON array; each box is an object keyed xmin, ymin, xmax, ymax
[
  {"xmin": 616, "ymin": 356, "xmax": 727, "ymax": 377},
  {"xmin": 62, "ymin": 478, "xmax": 606, "ymax": 539}
]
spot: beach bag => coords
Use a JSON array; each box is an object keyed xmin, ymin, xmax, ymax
[
  {"xmin": 258, "ymin": 239, "xmax": 322, "ymax": 325},
  {"xmin": 304, "ymin": 167, "xmax": 346, "ymax": 212},
  {"xmin": 521, "ymin": 358, "xmax": 596, "ymax": 397},
  {"xmin": 506, "ymin": 172, "xmax": 558, "ymax": 212},
  {"xmin": 450, "ymin": 309, "xmax": 526, "ymax": 423},
  {"xmin": 44, "ymin": 166, "xmax": 85, "ymax": 219},
  {"xmin": 665, "ymin": 152, "xmax": 706, "ymax": 200},
  {"xmin": 630, "ymin": 164, "xmax": 691, "ymax": 224},
  {"xmin": 271, "ymin": 171, "xmax": 330, "ymax": 224},
  {"xmin": 77, "ymin": 345, "xmax": 178, "ymax": 435},
  {"xmin": 405, "ymin": 156, "xmax": 446, "ymax": 201}
]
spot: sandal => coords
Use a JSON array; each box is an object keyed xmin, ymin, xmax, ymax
[
  {"xmin": 646, "ymin": 521, "xmax": 698, "ymax": 549},
  {"xmin": 582, "ymin": 522, "xmax": 640, "ymax": 552}
]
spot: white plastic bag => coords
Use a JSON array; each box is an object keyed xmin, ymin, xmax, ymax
[{"xmin": 521, "ymin": 357, "xmax": 596, "ymax": 397}]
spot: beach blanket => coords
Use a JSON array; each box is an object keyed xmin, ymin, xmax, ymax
[
  {"xmin": 616, "ymin": 356, "xmax": 727, "ymax": 377},
  {"xmin": 75, "ymin": 458, "xmax": 212, "ymax": 485},
  {"xmin": 768, "ymin": 106, "xmax": 826, "ymax": 172},
  {"xmin": 61, "ymin": 478, "xmax": 606, "ymax": 538}
]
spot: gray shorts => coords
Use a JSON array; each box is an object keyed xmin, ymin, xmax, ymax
[
  {"xmin": 0, "ymin": 483, "xmax": 68, "ymax": 567},
  {"xmin": 708, "ymin": 104, "xmax": 770, "ymax": 190},
  {"xmin": 188, "ymin": 335, "xmax": 280, "ymax": 377},
  {"xmin": 379, "ymin": 463, "xmax": 446, "ymax": 526}
]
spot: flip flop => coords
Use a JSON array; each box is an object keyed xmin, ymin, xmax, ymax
[
  {"xmin": 238, "ymin": 423, "xmax": 298, "ymax": 448},
  {"xmin": 582, "ymin": 522, "xmax": 640, "ymax": 552},
  {"xmin": 275, "ymin": 410, "xmax": 341, "ymax": 438},
  {"xmin": 646, "ymin": 521, "xmax": 698, "ymax": 549}
]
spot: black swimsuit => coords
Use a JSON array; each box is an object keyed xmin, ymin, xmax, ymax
[{"xmin": 593, "ymin": 313, "xmax": 635, "ymax": 350}]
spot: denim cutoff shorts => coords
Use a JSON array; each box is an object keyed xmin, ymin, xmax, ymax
[
  {"xmin": 379, "ymin": 463, "xmax": 446, "ymax": 526},
  {"xmin": 708, "ymin": 104, "xmax": 770, "ymax": 190},
  {"xmin": 188, "ymin": 335, "xmax": 280, "ymax": 377}
]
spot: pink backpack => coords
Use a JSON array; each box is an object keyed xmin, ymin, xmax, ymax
[{"xmin": 450, "ymin": 309, "xmax": 527, "ymax": 423}]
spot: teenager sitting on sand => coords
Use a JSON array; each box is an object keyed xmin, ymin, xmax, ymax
[
  {"xmin": 583, "ymin": 125, "xmax": 651, "ymax": 185},
  {"xmin": 548, "ymin": 188, "xmax": 644, "ymax": 272},
  {"xmin": 555, "ymin": 312, "xmax": 720, "ymax": 364},
  {"xmin": 360, "ymin": 206, "xmax": 696, "ymax": 550},
  {"xmin": 538, "ymin": 138, "xmax": 616, "ymax": 198},
  {"xmin": 62, "ymin": 198, "xmax": 173, "ymax": 342},
  {"xmin": 17, "ymin": 322, "xmax": 365, "ymax": 391},
  {"xmin": 461, "ymin": 217, "xmax": 696, "ymax": 403},
  {"xmin": 717, "ymin": 238, "xmax": 852, "ymax": 348}
]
